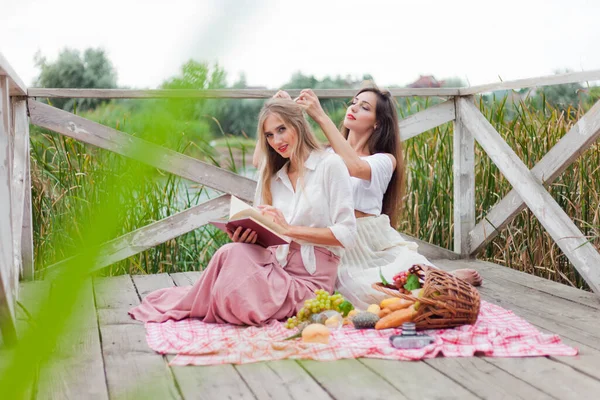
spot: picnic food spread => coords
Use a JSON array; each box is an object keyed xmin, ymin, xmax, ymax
[
  {"xmin": 285, "ymin": 289, "xmax": 354, "ymax": 329},
  {"xmin": 284, "ymin": 265, "xmax": 481, "ymax": 346}
]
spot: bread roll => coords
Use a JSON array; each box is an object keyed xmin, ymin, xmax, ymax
[{"xmin": 302, "ymin": 323, "xmax": 330, "ymax": 344}]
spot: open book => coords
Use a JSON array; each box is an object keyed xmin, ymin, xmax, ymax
[{"xmin": 210, "ymin": 196, "xmax": 291, "ymax": 248}]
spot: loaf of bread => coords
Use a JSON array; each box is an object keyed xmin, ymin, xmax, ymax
[
  {"xmin": 375, "ymin": 306, "xmax": 416, "ymax": 330},
  {"xmin": 380, "ymin": 297, "xmax": 414, "ymax": 311},
  {"xmin": 302, "ymin": 323, "xmax": 330, "ymax": 344}
]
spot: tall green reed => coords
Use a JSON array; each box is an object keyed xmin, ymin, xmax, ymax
[
  {"xmin": 401, "ymin": 94, "xmax": 599, "ymax": 290},
  {"xmin": 29, "ymin": 99, "xmax": 240, "ymax": 278}
]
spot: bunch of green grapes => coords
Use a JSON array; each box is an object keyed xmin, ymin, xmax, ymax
[{"xmin": 285, "ymin": 289, "xmax": 346, "ymax": 329}]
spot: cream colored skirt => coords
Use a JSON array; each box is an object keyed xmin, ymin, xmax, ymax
[{"xmin": 335, "ymin": 214, "xmax": 436, "ymax": 310}]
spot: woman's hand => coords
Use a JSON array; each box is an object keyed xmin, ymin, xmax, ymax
[
  {"xmin": 295, "ymin": 89, "xmax": 326, "ymax": 122},
  {"xmin": 257, "ymin": 205, "xmax": 291, "ymax": 234},
  {"xmin": 227, "ymin": 226, "xmax": 258, "ymax": 244},
  {"xmin": 273, "ymin": 90, "xmax": 292, "ymax": 100}
]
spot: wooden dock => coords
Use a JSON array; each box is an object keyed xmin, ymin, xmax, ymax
[
  {"xmin": 14, "ymin": 259, "xmax": 600, "ymax": 400},
  {"xmin": 3, "ymin": 52, "xmax": 600, "ymax": 399}
]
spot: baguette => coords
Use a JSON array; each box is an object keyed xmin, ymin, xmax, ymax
[
  {"xmin": 380, "ymin": 297, "xmax": 402, "ymax": 309},
  {"xmin": 387, "ymin": 299, "xmax": 414, "ymax": 312},
  {"xmin": 378, "ymin": 307, "xmax": 392, "ymax": 318},
  {"xmin": 375, "ymin": 305, "xmax": 416, "ymax": 330},
  {"xmin": 380, "ymin": 297, "xmax": 414, "ymax": 311}
]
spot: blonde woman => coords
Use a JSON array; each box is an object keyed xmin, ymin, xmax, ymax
[
  {"xmin": 261, "ymin": 86, "xmax": 482, "ymax": 310},
  {"xmin": 129, "ymin": 99, "xmax": 356, "ymax": 325}
]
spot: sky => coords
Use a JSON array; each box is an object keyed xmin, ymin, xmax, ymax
[{"xmin": 1, "ymin": 0, "xmax": 600, "ymax": 89}]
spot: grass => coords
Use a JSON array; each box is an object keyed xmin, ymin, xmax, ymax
[{"xmin": 27, "ymin": 94, "xmax": 600, "ymax": 290}]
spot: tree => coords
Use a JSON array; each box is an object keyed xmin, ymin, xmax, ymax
[
  {"xmin": 281, "ymin": 72, "xmax": 319, "ymax": 90},
  {"xmin": 536, "ymin": 70, "xmax": 587, "ymax": 111},
  {"xmin": 34, "ymin": 48, "xmax": 118, "ymax": 111},
  {"xmin": 203, "ymin": 72, "xmax": 262, "ymax": 138},
  {"xmin": 441, "ymin": 77, "xmax": 467, "ymax": 88},
  {"xmin": 161, "ymin": 60, "xmax": 226, "ymax": 91},
  {"xmin": 538, "ymin": 82, "xmax": 585, "ymax": 110},
  {"xmin": 160, "ymin": 60, "xmax": 227, "ymax": 122}
]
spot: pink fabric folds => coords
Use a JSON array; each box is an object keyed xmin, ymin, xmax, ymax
[
  {"xmin": 129, "ymin": 242, "xmax": 340, "ymax": 326},
  {"xmin": 142, "ymin": 300, "xmax": 577, "ymax": 365}
]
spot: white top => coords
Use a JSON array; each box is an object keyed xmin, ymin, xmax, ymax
[
  {"xmin": 254, "ymin": 150, "xmax": 357, "ymax": 274},
  {"xmin": 326, "ymin": 147, "xmax": 394, "ymax": 215}
]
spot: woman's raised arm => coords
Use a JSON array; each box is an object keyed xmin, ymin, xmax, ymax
[{"xmin": 297, "ymin": 89, "xmax": 373, "ymax": 180}]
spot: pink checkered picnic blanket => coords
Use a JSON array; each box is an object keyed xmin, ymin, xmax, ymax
[{"xmin": 144, "ymin": 300, "xmax": 577, "ymax": 366}]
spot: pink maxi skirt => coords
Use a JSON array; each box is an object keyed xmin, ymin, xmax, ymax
[{"xmin": 129, "ymin": 242, "xmax": 340, "ymax": 326}]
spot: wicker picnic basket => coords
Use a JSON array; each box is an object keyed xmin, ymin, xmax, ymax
[{"xmin": 371, "ymin": 264, "xmax": 480, "ymax": 330}]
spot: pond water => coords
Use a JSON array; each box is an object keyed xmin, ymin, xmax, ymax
[{"xmin": 172, "ymin": 166, "xmax": 258, "ymax": 208}]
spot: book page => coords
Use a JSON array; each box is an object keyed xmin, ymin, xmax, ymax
[
  {"xmin": 229, "ymin": 195, "xmax": 255, "ymax": 219},
  {"xmin": 229, "ymin": 196, "xmax": 285, "ymax": 235}
]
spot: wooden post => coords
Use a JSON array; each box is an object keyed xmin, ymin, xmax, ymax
[
  {"xmin": 12, "ymin": 99, "xmax": 33, "ymax": 280},
  {"xmin": 453, "ymin": 96, "xmax": 475, "ymax": 256},
  {"xmin": 0, "ymin": 75, "xmax": 17, "ymax": 344}
]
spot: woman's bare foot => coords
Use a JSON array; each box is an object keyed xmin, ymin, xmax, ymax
[{"xmin": 451, "ymin": 269, "xmax": 482, "ymax": 286}]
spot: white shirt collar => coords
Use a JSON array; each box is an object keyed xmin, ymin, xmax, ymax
[{"xmin": 275, "ymin": 150, "xmax": 324, "ymax": 182}]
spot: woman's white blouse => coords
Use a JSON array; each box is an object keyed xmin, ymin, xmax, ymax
[
  {"xmin": 325, "ymin": 147, "xmax": 394, "ymax": 215},
  {"xmin": 352, "ymin": 153, "xmax": 394, "ymax": 215},
  {"xmin": 253, "ymin": 150, "xmax": 357, "ymax": 274}
]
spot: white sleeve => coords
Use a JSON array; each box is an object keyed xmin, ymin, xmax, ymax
[
  {"xmin": 363, "ymin": 153, "xmax": 394, "ymax": 194},
  {"xmin": 324, "ymin": 155, "xmax": 357, "ymax": 249}
]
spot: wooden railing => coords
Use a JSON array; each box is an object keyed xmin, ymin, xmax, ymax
[
  {"xmin": 2, "ymin": 51, "xmax": 600, "ymax": 345},
  {"xmin": 0, "ymin": 53, "xmax": 32, "ymax": 345}
]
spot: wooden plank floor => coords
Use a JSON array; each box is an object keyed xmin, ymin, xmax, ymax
[{"xmin": 11, "ymin": 259, "xmax": 600, "ymax": 399}]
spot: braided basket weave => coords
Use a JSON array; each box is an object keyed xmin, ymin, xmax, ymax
[{"xmin": 372, "ymin": 265, "xmax": 480, "ymax": 330}]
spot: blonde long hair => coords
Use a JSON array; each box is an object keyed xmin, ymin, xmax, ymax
[
  {"xmin": 341, "ymin": 85, "xmax": 405, "ymax": 229},
  {"xmin": 257, "ymin": 99, "xmax": 322, "ymax": 205}
]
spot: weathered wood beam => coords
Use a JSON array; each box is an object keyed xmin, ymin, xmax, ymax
[
  {"xmin": 470, "ymin": 98, "xmax": 600, "ymax": 254},
  {"xmin": 0, "ymin": 76, "xmax": 17, "ymax": 344},
  {"xmin": 0, "ymin": 53, "xmax": 27, "ymax": 96},
  {"xmin": 458, "ymin": 97, "xmax": 600, "ymax": 294},
  {"xmin": 459, "ymin": 69, "xmax": 600, "ymax": 95},
  {"xmin": 399, "ymin": 100, "xmax": 455, "ymax": 141},
  {"xmin": 27, "ymin": 100, "xmax": 256, "ymax": 203},
  {"xmin": 453, "ymin": 97, "xmax": 475, "ymax": 256},
  {"xmin": 28, "ymin": 87, "xmax": 460, "ymax": 99},
  {"xmin": 45, "ymin": 195, "xmax": 230, "ymax": 274},
  {"xmin": 10, "ymin": 100, "xmax": 29, "ymax": 280},
  {"xmin": 20, "ymin": 155, "xmax": 34, "ymax": 281}
]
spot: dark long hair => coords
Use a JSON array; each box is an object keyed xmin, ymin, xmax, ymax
[{"xmin": 341, "ymin": 85, "xmax": 405, "ymax": 229}]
